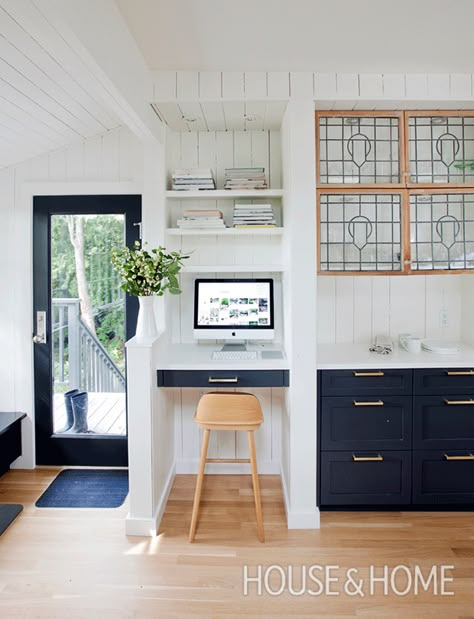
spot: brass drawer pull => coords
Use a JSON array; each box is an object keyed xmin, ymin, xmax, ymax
[
  {"xmin": 352, "ymin": 454, "xmax": 384, "ymax": 462},
  {"xmin": 352, "ymin": 371, "xmax": 384, "ymax": 377},
  {"xmin": 444, "ymin": 453, "xmax": 474, "ymax": 461},
  {"xmin": 208, "ymin": 376, "xmax": 239, "ymax": 383},
  {"xmin": 446, "ymin": 370, "xmax": 474, "ymax": 376},
  {"xmin": 353, "ymin": 400, "xmax": 384, "ymax": 407},
  {"xmin": 444, "ymin": 399, "xmax": 474, "ymax": 405}
]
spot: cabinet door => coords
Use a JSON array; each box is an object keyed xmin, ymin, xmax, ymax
[
  {"xmin": 321, "ymin": 396, "xmax": 412, "ymax": 450},
  {"xmin": 320, "ymin": 369, "xmax": 412, "ymax": 396},
  {"xmin": 413, "ymin": 450, "xmax": 474, "ymax": 504},
  {"xmin": 320, "ymin": 451, "xmax": 411, "ymax": 506},
  {"xmin": 414, "ymin": 368, "xmax": 474, "ymax": 395},
  {"xmin": 414, "ymin": 396, "xmax": 474, "ymax": 449}
]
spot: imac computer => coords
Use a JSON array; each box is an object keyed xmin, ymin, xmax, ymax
[{"xmin": 193, "ymin": 278, "xmax": 274, "ymax": 358}]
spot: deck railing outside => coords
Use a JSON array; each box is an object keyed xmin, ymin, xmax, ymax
[{"xmin": 52, "ymin": 298, "xmax": 125, "ymax": 393}]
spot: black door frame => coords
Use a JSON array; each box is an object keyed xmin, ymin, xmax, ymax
[{"xmin": 33, "ymin": 194, "xmax": 141, "ymax": 466}]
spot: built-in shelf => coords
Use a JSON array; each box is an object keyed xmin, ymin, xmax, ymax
[
  {"xmin": 166, "ymin": 228, "xmax": 283, "ymax": 236},
  {"xmin": 166, "ymin": 189, "xmax": 284, "ymax": 199},
  {"xmin": 181, "ymin": 265, "xmax": 286, "ymax": 273}
]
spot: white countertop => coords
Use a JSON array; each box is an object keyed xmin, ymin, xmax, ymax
[
  {"xmin": 317, "ymin": 342, "xmax": 474, "ymax": 369},
  {"xmin": 158, "ymin": 342, "xmax": 289, "ymax": 371}
]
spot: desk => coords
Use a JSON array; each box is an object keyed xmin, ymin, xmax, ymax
[
  {"xmin": 157, "ymin": 343, "xmax": 289, "ymax": 388},
  {"xmin": 0, "ymin": 412, "xmax": 26, "ymax": 476}
]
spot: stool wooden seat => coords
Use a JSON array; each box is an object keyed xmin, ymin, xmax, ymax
[{"xmin": 189, "ymin": 392, "xmax": 264, "ymax": 543}]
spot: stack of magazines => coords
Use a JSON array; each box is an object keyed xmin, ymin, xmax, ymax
[
  {"xmin": 176, "ymin": 209, "xmax": 225, "ymax": 229},
  {"xmin": 232, "ymin": 204, "xmax": 276, "ymax": 228},
  {"xmin": 224, "ymin": 167, "xmax": 267, "ymax": 190},
  {"xmin": 172, "ymin": 168, "xmax": 216, "ymax": 191}
]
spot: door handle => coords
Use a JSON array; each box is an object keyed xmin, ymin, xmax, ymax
[
  {"xmin": 33, "ymin": 311, "xmax": 47, "ymax": 344},
  {"xmin": 444, "ymin": 399, "xmax": 474, "ymax": 405},
  {"xmin": 353, "ymin": 400, "xmax": 384, "ymax": 407},
  {"xmin": 208, "ymin": 376, "xmax": 239, "ymax": 383},
  {"xmin": 446, "ymin": 370, "xmax": 474, "ymax": 376},
  {"xmin": 444, "ymin": 453, "xmax": 474, "ymax": 461}
]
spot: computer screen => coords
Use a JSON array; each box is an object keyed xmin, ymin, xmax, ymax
[{"xmin": 193, "ymin": 278, "xmax": 274, "ymax": 340}]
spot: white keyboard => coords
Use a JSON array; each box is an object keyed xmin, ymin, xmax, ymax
[{"xmin": 212, "ymin": 350, "xmax": 258, "ymax": 361}]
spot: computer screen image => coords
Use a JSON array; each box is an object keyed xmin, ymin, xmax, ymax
[{"xmin": 193, "ymin": 278, "xmax": 274, "ymax": 341}]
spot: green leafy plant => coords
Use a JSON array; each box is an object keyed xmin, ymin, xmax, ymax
[{"xmin": 111, "ymin": 241, "xmax": 188, "ymax": 297}]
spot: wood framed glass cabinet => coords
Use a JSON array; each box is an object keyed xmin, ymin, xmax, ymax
[{"xmin": 316, "ymin": 110, "xmax": 474, "ymax": 275}]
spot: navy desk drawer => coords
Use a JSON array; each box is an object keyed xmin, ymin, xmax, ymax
[
  {"xmin": 414, "ymin": 368, "xmax": 474, "ymax": 395},
  {"xmin": 320, "ymin": 369, "xmax": 412, "ymax": 396},
  {"xmin": 321, "ymin": 396, "xmax": 412, "ymax": 450},
  {"xmin": 414, "ymin": 396, "xmax": 474, "ymax": 449},
  {"xmin": 320, "ymin": 451, "xmax": 411, "ymax": 505},
  {"xmin": 413, "ymin": 450, "xmax": 474, "ymax": 504},
  {"xmin": 157, "ymin": 369, "xmax": 289, "ymax": 388}
]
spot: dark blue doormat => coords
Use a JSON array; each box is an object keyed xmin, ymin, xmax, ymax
[
  {"xmin": 35, "ymin": 469, "xmax": 128, "ymax": 508},
  {"xmin": 0, "ymin": 504, "xmax": 23, "ymax": 535}
]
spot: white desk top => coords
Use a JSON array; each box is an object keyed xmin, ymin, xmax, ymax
[
  {"xmin": 158, "ymin": 342, "xmax": 288, "ymax": 371},
  {"xmin": 317, "ymin": 342, "xmax": 474, "ymax": 370}
]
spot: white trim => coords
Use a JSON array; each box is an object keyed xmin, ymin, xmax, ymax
[
  {"xmin": 280, "ymin": 463, "xmax": 320, "ymax": 529},
  {"xmin": 125, "ymin": 463, "xmax": 176, "ymax": 536}
]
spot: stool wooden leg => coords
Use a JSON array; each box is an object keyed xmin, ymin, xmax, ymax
[
  {"xmin": 248, "ymin": 430, "xmax": 264, "ymax": 543},
  {"xmin": 189, "ymin": 428, "xmax": 210, "ymax": 542}
]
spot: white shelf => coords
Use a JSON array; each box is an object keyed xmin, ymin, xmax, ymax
[
  {"xmin": 166, "ymin": 227, "xmax": 283, "ymax": 236},
  {"xmin": 181, "ymin": 265, "xmax": 286, "ymax": 273},
  {"xmin": 166, "ymin": 189, "xmax": 284, "ymax": 199}
]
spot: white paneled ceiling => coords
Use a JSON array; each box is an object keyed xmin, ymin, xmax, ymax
[
  {"xmin": 151, "ymin": 100, "xmax": 287, "ymax": 132},
  {"xmin": 0, "ymin": 0, "xmax": 121, "ymax": 170}
]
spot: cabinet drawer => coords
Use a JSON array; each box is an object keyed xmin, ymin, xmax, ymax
[
  {"xmin": 414, "ymin": 396, "xmax": 474, "ymax": 449},
  {"xmin": 157, "ymin": 369, "xmax": 289, "ymax": 388},
  {"xmin": 413, "ymin": 450, "xmax": 474, "ymax": 504},
  {"xmin": 320, "ymin": 369, "xmax": 412, "ymax": 396},
  {"xmin": 319, "ymin": 451, "xmax": 411, "ymax": 506},
  {"xmin": 414, "ymin": 368, "xmax": 474, "ymax": 395},
  {"xmin": 321, "ymin": 396, "xmax": 412, "ymax": 450}
]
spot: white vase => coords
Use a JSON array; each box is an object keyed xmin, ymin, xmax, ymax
[{"xmin": 135, "ymin": 296, "xmax": 157, "ymax": 339}]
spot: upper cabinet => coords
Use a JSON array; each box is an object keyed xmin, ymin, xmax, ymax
[{"xmin": 316, "ymin": 111, "xmax": 474, "ymax": 275}]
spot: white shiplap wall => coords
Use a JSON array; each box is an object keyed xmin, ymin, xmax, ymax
[
  {"xmin": 0, "ymin": 126, "xmax": 143, "ymax": 466},
  {"xmin": 317, "ymin": 274, "xmax": 463, "ymax": 344}
]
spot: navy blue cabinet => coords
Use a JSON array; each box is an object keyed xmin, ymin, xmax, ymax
[
  {"xmin": 157, "ymin": 369, "xmax": 289, "ymax": 388},
  {"xmin": 318, "ymin": 368, "xmax": 474, "ymax": 509},
  {"xmin": 0, "ymin": 412, "xmax": 26, "ymax": 477}
]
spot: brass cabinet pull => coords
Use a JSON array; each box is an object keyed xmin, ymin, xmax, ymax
[
  {"xmin": 352, "ymin": 371, "xmax": 384, "ymax": 377},
  {"xmin": 446, "ymin": 370, "xmax": 474, "ymax": 376},
  {"xmin": 208, "ymin": 376, "xmax": 239, "ymax": 383},
  {"xmin": 444, "ymin": 453, "xmax": 474, "ymax": 461},
  {"xmin": 444, "ymin": 399, "xmax": 474, "ymax": 405},
  {"xmin": 352, "ymin": 454, "xmax": 384, "ymax": 462},
  {"xmin": 353, "ymin": 400, "xmax": 384, "ymax": 407}
]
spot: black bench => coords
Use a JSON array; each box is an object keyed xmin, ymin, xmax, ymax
[{"xmin": 0, "ymin": 412, "xmax": 26, "ymax": 477}]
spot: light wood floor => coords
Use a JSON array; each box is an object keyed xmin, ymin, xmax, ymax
[{"xmin": 0, "ymin": 469, "xmax": 473, "ymax": 618}]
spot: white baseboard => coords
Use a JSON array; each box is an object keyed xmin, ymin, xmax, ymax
[
  {"xmin": 125, "ymin": 463, "xmax": 176, "ymax": 537},
  {"xmin": 175, "ymin": 458, "xmax": 280, "ymax": 475},
  {"xmin": 280, "ymin": 463, "xmax": 320, "ymax": 529}
]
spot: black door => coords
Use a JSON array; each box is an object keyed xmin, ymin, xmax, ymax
[{"xmin": 33, "ymin": 195, "xmax": 141, "ymax": 466}]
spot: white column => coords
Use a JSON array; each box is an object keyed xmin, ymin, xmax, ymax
[{"xmin": 281, "ymin": 100, "xmax": 320, "ymax": 528}]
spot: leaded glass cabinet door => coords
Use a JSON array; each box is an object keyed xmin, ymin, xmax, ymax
[
  {"xmin": 316, "ymin": 112, "xmax": 403, "ymax": 187},
  {"xmin": 407, "ymin": 112, "xmax": 474, "ymax": 186},
  {"xmin": 318, "ymin": 193, "xmax": 403, "ymax": 272},
  {"xmin": 410, "ymin": 191, "xmax": 474, "ymax": 271}
]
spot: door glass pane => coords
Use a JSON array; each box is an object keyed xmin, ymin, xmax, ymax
[{"xmin": 51, "ymin": 214, "xmax": 126, "ymax": 436}]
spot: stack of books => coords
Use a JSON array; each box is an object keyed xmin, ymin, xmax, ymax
[
  {"xmin": 224, "ymin": 167, "xmax": 267, "ymax": 190},
  {"xmin": 176, "ymin": 209, "xmax": 226, "ymax": 229},
  {"xmin": 232, "ymin": 204, "xmax": 276, "ymax": 228},
  {"xmin": 171, "ymin": 168, "xmax": 216, "ymax": 191}
]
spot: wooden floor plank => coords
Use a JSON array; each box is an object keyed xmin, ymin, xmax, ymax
[{"xmin": 0, "ymin": 470, "xmax": 473, "ymax": 617}]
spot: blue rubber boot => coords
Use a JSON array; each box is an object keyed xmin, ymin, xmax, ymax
[
  {"xmin": 58, "ymin": 388, "xmax": 80, "ymax": 433},
  {"xmin": 69, "ymin": 391, "xmax": 89, "ymax": 433}
]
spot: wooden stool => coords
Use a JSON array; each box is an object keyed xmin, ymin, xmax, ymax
[{"xmin": 189, "ymin": 392, "xmax": 265, "ymax": 543}]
